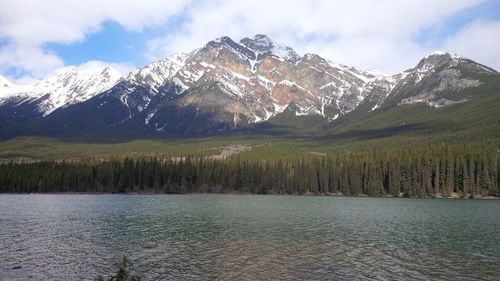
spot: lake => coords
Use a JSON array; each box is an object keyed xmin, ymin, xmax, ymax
[{"xmin": 0, "ymin": 195, "xmax": 499, "ymax": 280}]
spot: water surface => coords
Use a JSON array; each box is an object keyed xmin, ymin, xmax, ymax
[{"xmin": 0, "ymin": 195, "xmax": 498, "ymax": 280}]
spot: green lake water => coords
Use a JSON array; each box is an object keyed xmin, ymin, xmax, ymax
[{"xmin": 0, "ymin": 195, "xmax": 499, "ymax": 280}]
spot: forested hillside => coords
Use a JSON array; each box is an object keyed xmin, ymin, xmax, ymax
[{"xmin": 1, "ymin": 145, "xmax": 497, "ymax": 198}]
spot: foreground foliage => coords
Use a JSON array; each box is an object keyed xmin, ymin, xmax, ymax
[
  {"xmin": 0, "ymin": 145, "xmax": 498, "ymax": 197},
  {"xmin": 96, "ymin": 257, "xmax": 141, "ymax": 281}
]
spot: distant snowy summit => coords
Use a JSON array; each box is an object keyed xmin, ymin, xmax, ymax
[{"xmin": 0, "ymin": 66, "xmax": 121, "ymax": 116}]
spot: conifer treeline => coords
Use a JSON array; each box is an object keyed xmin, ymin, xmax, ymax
[{"xmin": 0, "ymin": 145, "xmax": 498, "ymax": 197}]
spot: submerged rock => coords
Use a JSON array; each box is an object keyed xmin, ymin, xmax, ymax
[
  {"xmin": 143, "ymin": 242, "xmax": 159, "ymax": 249},
  {"xmin": 12, "ymin": 265, "xmax": 22, "ymax": 270}
]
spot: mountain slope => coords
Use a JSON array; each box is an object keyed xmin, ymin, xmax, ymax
[
  {"xmin": 380, "ymin": 52, "xmax": 497, "ymax": 108},
  {"xmin": 20, "ymin": 35, "xmax": 391, "ymax": 137},
  {"xmin": 0, "ymin": 35, "xmax": 499, "ymax": 141},
  {"xmin": 322, "ymin": 58, "xmax": 500, "ymax": 143}
]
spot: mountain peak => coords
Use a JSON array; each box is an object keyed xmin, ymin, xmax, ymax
[
  {"xmin": 253, "ymin": 34, "xmax": 270, "ymax": 40},
  {"xmin": 424, "ymin": 51, "xmax": 462, "ymax": 60},
  {"xmin": 207, "ymin": 36, "xmax": 238, "ymax": 48},
  {"xmin": 239, "ymin": 34, "xmax": 273, "ymax": 50},
  {"xmin": 411, "ymin": 51, "xmax": 463, "ymax": 73},
  {"xmin": 34, "ymin": 65, "xmax": 121, "ymax": 89},
  {"xmin": 413, "ymin": 51, "xmax": 498, "ymax": 75},
  {"xmin": 239, "ymin": 34, "xmax": 299, "ymax": 61},
  {"xmin": 125, "ymin": 52, "xmax": 189, "ymax": 90}
]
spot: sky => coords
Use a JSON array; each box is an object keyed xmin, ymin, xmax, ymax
[{"xmin": 1, "ymin": 0, "xmax": 500, "ymax": 84}]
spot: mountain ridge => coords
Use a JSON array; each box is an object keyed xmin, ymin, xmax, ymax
[{"xmin": 0, "ymin": 34, "xmax": 498, "ymax": 139}]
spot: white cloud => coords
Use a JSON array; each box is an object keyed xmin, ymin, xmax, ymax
[
  {"xmin": 441, "ymin": 20, "xmax": 500, "ymax": 71},
  {"xmin": 0, "ymin": 43, "xmax": 64, "ymax": 78},
  {"xmin": 0, "ymin": 0, "xmax": 191, "ymax": 78},
  {"xmin": 146, "ymin": 0, "xmax": 485, "ymax": 73},
  {"xmin": 2, "ymin": 0, "xmax": 497, "ymax": 78}
]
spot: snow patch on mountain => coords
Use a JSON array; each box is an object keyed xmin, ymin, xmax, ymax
[
  {"xmin": 125, "ymin": 53, "xmax": 189, "ymax": 90},
  {"xmin": 37, "ymin": 66, "xmax": 121, "ymax": 115},
  {"xmin": 424, "ymin": 51, "xmax": 462, "ymax": 60},
  {"xmin": 0, "ymin": 66, "xmax": 121, "ymax": 115}
]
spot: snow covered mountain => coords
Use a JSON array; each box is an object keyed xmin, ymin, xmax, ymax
[
  {"xmin": 0, "ymin": 35, "xmax": 498, "ymax": 138},
  {"xmin": 0, "ymin": 66, "xmax": 121, "ymax": 117},
  {"xmin": 87, "ymin": 34, "xmax": 392, "ymax": 134}
]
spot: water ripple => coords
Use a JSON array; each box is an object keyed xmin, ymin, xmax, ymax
[{"xmin": 0, "ymin": 195, "xmax": 499, "ymax": 280}]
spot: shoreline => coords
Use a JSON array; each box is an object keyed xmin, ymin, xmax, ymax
[{"xmin": 0, "ymin": 192, "xmax": 498, "ymax": 199}]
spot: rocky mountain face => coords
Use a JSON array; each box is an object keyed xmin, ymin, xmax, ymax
[
  {"xmin": 344, "ymin": 52, "xmax": 499, "ymax": 122},
  {"xmin": 383, "ymin": 52, "xmax": 497, "ymax": 108},
  {"xmin": 0, "ymin": 35, "xmax": 498, "ymax": 138}
]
